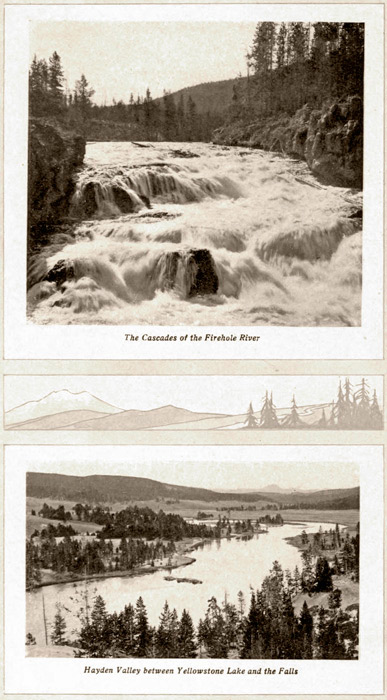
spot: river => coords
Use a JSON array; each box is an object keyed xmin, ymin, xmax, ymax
[
  {"xmin": 26, "ymin": 520, "xmax": 342, "ymax": 645},
  {"xmin": 27, "ymin": 142, "xmax": 361, "ymax": 326}
]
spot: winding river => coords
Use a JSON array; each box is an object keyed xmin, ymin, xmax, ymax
[
  {"xmin": 26, "ymin": 520, "xmax": 342, "ymax": 645},
  {"xmin": 27, "ymin": 142, "xmax": 361, "ymax": 326}
]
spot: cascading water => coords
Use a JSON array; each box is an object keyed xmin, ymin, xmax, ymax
[{"xmin": 27, "ymin": 141, "xmax": 362, "ymax": 326}]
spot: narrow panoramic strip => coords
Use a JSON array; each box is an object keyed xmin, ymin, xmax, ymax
[{"xmin": 4, "ymin": 375, "xmax": 383, "ymax": 430}]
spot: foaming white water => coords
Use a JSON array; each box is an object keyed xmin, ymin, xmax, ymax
[{"xmin": 28, "ymin": 142, "xmax": 362, "ymax": 326}]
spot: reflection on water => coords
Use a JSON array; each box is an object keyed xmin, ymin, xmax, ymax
[
  {"xmin": 27, "ymin": 520, "xmax": 341, "ymax": 645},
  {"xmin": 28, "ymin": 142, "xmax": 361, "ymax": 326}
]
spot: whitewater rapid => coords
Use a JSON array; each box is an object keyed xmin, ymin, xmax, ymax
[{"xmin": 27, "ymin": 141, "xmax": 362, "ymax": 326}]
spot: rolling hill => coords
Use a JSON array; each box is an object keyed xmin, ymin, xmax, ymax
[
  {"xmin": 154, "ymin": 76, "xmax": 247, "ymax": 115},
  {"xmin": 27, "ymin": 472, "xmax": 359, "ymax": 509}
]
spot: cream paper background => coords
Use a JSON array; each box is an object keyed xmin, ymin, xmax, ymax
[
  {"xmin": 3, "ymin": 2, "xmax": 384, "ymax": 360},
  {"xmin": 1, "ymin": 1, "xmax": 386, "ymax": 700},
  {"xmin": 3, "ymin": 445, "xmax": 384, "ymax": 695}
]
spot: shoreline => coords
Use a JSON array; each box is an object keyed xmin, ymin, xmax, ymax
[
  {"xmin": 27, "ymin": 530, "xmax": 267, "ymax": 591},
  {"xmin": 27, "ymin": 543, "xmax": 199, "ymax": 591}
]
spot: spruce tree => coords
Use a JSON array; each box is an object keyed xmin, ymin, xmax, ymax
[
  {"xmin": 177, "ymin": 609, "xmax": 197, "ymax": 658},
  {"xmin": 281, "ymin": 395, "xmax": 304, "ymax": 428},
  {"xmin": 51, "ymin": 603, "xmax": 67, "ymax": 645},
  {"xmin": 298, "ymin": 600, "xmax": 313, "ymax": 658},
  {"xmin": 244, "ymin": 401, "xmax": 258, "ymax": 429},
  {"xmin": 134, "ymin": 596, "xmax": 152, "ymax": 657},
  {"xmin": 48, "ymin": 51, "xmax": 64, "ymax": 114}
]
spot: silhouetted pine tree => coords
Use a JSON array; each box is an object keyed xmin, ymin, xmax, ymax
[
  {"xmin": 260, "ymin": 391, "xmax": 279, "ymax": 428},
  {"xmin": 281, "ymin": 395, "xmax": 305, "ymax": 428},
  {"xmin": 370, "ymin": 389, "xmax": 383, "ymax": 429},
  {"xmin": 244, "ymin": 401, "xmax": 258, "ymax": 429}
]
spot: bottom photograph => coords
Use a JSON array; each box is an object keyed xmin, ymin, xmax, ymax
[{"xmin": 23, "ymin": 446, "xmax": 360, "ymax": 661}]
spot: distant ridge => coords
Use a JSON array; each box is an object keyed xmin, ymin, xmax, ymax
[
  {"xmin": 27, "ymin": 472, "xmax": 359, "ymax": 509},
  {"xmin": 154, "ymin": 76, "xmax": 247, "ymax": 115}
]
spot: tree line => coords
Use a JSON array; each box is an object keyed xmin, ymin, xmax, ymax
[
  {"xmin": 28, "ymin": 52, "xmax": 221, "ymax": 141},
  {"xmin": 26, "ymin": 531, "xmax": 177, "ymax": 590},
  {"xmin": 244, "ymin": 378, "xmax": 383, "ymax": 430},
  {"xmin": 44, "ymin": 548, "xmax": 358, "ymax": 659},
  {"xmin": 231, "ymin": 22, "xmax": 363, "ymax": 123}
]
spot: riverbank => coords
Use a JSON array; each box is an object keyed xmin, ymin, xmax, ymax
[
  {"xmin": 213, "ymin": 96, "xmax": 363, "ymax": 189},
  {"xmin": 28, "ymin": 537, "xmax": 201, "ymax": 591}
]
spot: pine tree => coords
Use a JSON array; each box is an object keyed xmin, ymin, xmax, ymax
[
  {"xmin": 201, "ymin": 597, "xmax": 229, "ymax": 658},
  {"xmin": 186, "ymin": 96, "xmax": 198, "ymax": 141},
  {"xmin": 177, "ymin": 609, "xmax": 197, "ymax": 658},
  {"xmin": 281, "ymin": 395, "xmax": 304, "ymax": 428},
  {"xmin": 298, "ymin": 600, "xmax": 313, "ymax": 658},
  {"xmin": 276, "ymin": 23, "xmax": 288, "ymax": 69},
  {"xmin": 134, "ymin": 596, "xmax": 152, "ymax": 657},
  {"xmin": 370, "ymin": 389, "xmax": 383, "ymax": 429},
  {"xmin": 244, "ymin": 401, "xmax": 258, "ymax": 429},
  {"xmin": 353, "ymin": 378, "xmax": 370, "ymax": 428},
  {"xmin": 51, "ymin": 603, "xmax": 67, "ymax": 645},
  {"xmin": 260, "ymin": 391, "xmax": 279, "ymax": 428},
  {"xmin": 73, "ymin": 74, "xmax": 95, "ymax": 126},
  {"xmin": 314, "ymin": 557, "xmax": 333, "ymax": 592},
  {"xmin": 48, "ymin": 51, "xmax": 64, "ymax": 114}
]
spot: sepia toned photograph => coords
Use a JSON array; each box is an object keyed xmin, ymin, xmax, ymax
[
  {"xmin": 27, "ymin": 18, "xmax": 364, "ymax": 327},
  {"xmin": 24, "ymin": 450, "xmax": 360, "ymax": 660},
  {"xmin": 4, "ymin": 374, "xmax": 383, "ymax": 431}
]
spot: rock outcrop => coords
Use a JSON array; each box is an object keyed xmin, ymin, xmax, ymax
[
  {"xmin": 213, "ymin": 96, "xmax": 363, "ymax": 188},
  {"xmin": 28, "ymin": 118, "xmax": 86, "ymax": 249}
]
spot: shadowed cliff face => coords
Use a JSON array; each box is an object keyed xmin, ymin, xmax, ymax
[
  {"xmin": 28, "ymin": 119, "xmax": 86, "ymax": 250},
  {"xmin": 213, "ymin": 96, "xmax": 363, "ymax": 189}
]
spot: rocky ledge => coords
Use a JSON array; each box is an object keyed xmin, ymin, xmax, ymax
[
  {"xmin": 28, "ymin": 118, "xmax": 86, "ymax": 250},
  {"xmin": 213, "ymin": 96, "xmax": 363, "ymax": 189}
]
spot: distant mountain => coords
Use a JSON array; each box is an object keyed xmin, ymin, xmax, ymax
[
  {"xmin": 9, "ymin": 404, "xmax": 229, "ymax": 431},
  {"xmin": 258, "ymin": 484, "xmax": 317, "ymax": 494},
  {"xmin": 6, "ymin": 394, "xmax": 334, "ymax": 432},
  {"xmin": 27, "ymin": 472, "xmax": 359, "ymax": 509},
  {"xmin": 6, "ymin": 390, "xmax": 122, "ymax": 426},
  {"xmin": 154, "ymin": 77, "xmax": 247, "ymax": 116}
]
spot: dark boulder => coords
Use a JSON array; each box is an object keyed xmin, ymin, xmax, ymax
[
  {"xmin": 45, "ymin": 259, "xmax": 75, "ymax": 287},
  {"xmin": 186, "ymin": 249, "xmax": 219, "ymax": 297},
  {"xmin": 112, "ymin": 185, "xmax": 135, "ymax": 213}
]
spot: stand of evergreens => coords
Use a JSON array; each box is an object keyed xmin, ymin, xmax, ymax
[
  {"xmin": 232, "ymin": 22, "xmax": 363, "ymax": 122},
  {"xmin": 28, "ymin": 52, "xmax": 220, "ymax": 141},
  {"xmin": 244, "ymin": 378, "xmax": 382, "ymax": 430},
  {"xmin": 61, "ymin": 550, "xmax": 358, "ymax": 659}
]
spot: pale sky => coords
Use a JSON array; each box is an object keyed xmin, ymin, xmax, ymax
[
  {"xmin": 5, "ymin": 375, "xmax": 383, "ymax": 415},
  {"xmin": 10, "ymin": 445, "xmax": 361, "ymax": 491},
  {"xmin": 29, "ymin": 21, "xmax": 256, "ymax": 103}
]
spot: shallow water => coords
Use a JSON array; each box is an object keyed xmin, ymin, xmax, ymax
[
  {"xmin": 28, "ymin": 142, "xmax": 362, "ymax": 326},
  {"xmin": 26, "ymin": 520, "xmax": 342, "ymax": 645}
]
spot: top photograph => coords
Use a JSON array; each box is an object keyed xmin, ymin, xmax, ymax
[
  {"xmin": 3, "ymin": 4, "xmax": 383, "ymax": 359},
  {"xmin": 27, "ymin": 19, "xmax": 365, "ymax": 328}
]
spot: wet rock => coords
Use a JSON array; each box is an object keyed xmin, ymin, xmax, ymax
[
  {"xmin": 82, "ymin": 182, "xmax": 99, "ymax": 217},
  {"xmin": 186, "ymin": 249, "xmax": 219, "ymax": 297},
  {"xmin": 112, "ymin": 186, "xmax": 135, "ymax": 213},
  {"xmin": 45, "ymin": 259, "xmax": 75, "ymax": 287}
]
